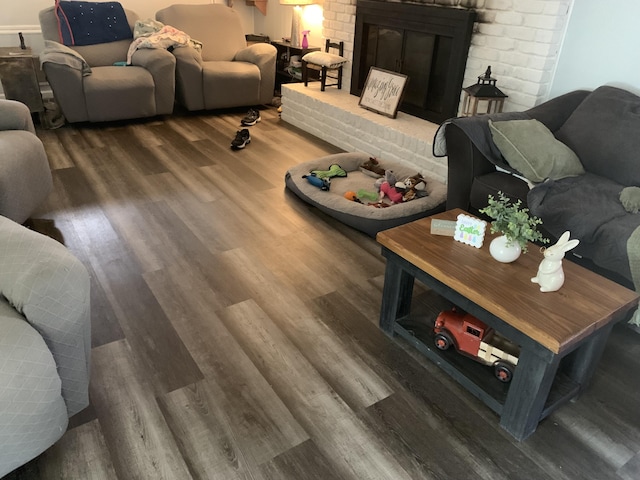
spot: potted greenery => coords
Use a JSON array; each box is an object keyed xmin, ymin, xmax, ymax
[{"xmin": 479, "ymin": 191, "xmax": 548, "ymax": 262}]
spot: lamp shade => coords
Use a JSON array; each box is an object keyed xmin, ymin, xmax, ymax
[{"xmin": 280, "ymin": 0, "xmax": 314, "ymax": 47}]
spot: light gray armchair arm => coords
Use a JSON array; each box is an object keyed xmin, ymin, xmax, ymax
[
  {"xmin": 171, "ymin": 46, "xmax": 205, "ymax": 111},
  {"xmin": 40, "ymin": 59, "xmax": 88, "ymax": 123},
  {"xmin": 130, "ymin": 47, "xmax": 177, "ymax": 115},
  {"xmin": 235, "ymin": 43, "xmax": 277, "ymax": 104},
  {"xmin": 0, "ymin": 100, "xmax": 36, "ymax": 132},
  {"xmin": 0, "ymin": 217, "xmax": 91, "ymax": 416}
]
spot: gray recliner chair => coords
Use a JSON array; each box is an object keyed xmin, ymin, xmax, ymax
[
  {"xmin": 0, "ymin": 215, "xmax": 91, "ymax": 477},
  {"xmin": 0, "ymin": 99, "xmax": 53, "ymax": 223},
  {"xmin": 39, "ymin": 5, "xmax": 176, "ymax": 123},
  {"xmin": 156, "ymin": 4, "xmax": 277, "ymax": 111}
]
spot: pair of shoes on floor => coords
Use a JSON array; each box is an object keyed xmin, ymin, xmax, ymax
[
  {"xmin": 231, "ymin": 108, "xmax": 260, "ymax": 149},
  {"xmin": 241, "ymin": 108, "xmax": 261, "ymax": 126},
  {"xmin": 231, "ymin": 128, "xmax": 251, "ymax": 150}
]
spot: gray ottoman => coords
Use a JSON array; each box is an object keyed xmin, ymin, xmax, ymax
[
  {"xmin": 285, "ymin": 152, "xmax": 446, "ymax": 236},
  {"xmin": 0, "ymin": 100, "xmax": 53, "ymax": 223}
]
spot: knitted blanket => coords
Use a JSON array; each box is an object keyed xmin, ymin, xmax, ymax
[{"xmin": 126, "ymin": 18, "xmax": 202, "ymax": 65}]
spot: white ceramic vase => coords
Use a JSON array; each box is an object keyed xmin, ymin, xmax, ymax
[{"xmin": 489, "ymin": 235, "xmax": 522, "ymax": 263}]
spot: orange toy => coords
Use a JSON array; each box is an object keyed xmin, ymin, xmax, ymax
[{"xmin": 344, "ymin": 191, "xmax": 358, "ymax": 201}]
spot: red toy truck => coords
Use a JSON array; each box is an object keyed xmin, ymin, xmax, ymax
[{"xmin": 433, "ymin": 309, "xmax": 520, "ymax": 382}]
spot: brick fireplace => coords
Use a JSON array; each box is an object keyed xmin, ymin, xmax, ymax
[{"xmin": 281, "ymin": 0, "xmax": 572, "ymax": 181}]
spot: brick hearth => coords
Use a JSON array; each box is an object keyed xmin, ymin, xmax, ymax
[{"xmin": 281, "ymin": 83, "xmax": 444, "ymax": 183}]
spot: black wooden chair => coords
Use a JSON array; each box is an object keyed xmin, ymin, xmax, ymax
[{"xmin": 302, "ymin": 39, "xmax": 347, "ymax": 91}]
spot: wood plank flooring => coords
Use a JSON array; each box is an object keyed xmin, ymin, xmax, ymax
[{"xmin": 6, "ymin": 106, "xmax": 640, "ymax": 479}]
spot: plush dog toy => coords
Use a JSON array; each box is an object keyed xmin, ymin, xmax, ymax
[
  {"xmin": 396, "ymin": 174, "xmax": 428, "ymax": 202},
  {"xmin": 302, "ymin": 174, "xmax": 331, "ymax": 190},
  {"xmin": 359, "ymin": 157, "xmax": 386, "ymax": 178},
  {"xmin": 379, "ymin": 182, "xmax": 404, "ymax": 203},
  {"xmin": 309, "ymin": 164, "xmax": 347, "ymax": 179},
  {"xmin": 375, "ymin": 170, "xmax": 403, "ymax": 203}
]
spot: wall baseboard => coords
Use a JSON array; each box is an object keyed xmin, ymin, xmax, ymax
[{"xmin": 0, "ymin": 25, "xmax": 41, "ymax": 35}]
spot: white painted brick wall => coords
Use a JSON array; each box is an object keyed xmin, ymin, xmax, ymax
[
  {"xmin": 281, "ymin": 83, "xmax": 445, "ymax": 183},
  {"xmin": 318, "ymin": 0, "xmax": 572, "ymax": 112}
]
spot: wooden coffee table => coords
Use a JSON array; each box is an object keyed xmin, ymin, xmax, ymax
[{"xmin": 376, "ymin": 209, "xmax": 639, "ymax": 440}]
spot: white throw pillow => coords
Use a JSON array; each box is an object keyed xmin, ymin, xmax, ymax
[{"xmin": 302, "ymin": 51, "xmax": 348, "ymax": 68}]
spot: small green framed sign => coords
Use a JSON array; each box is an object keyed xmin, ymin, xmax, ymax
[{"xmin": 454, "ymin": 213, "xmax": 487, "ymax": 248}]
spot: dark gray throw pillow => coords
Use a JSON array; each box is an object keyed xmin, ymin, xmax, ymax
[{"xmin": 555, "ymin": 85, "xmax": 640, "ymax": 187}]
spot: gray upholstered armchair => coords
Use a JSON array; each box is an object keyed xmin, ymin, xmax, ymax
[
  {"xmin": 0, "ymin": 99, "xmax": 52, "ymax": 223},
  {"xmin": 0, "ymin": 215, "xmax": 91, "ymax": 477},
  {"xmin": 39, "ymin": 5, "xmax": 176, "ymax": 123},
  {"xmin": 156, "ymin": 4, "xmax": 277, "ymax": 111}
]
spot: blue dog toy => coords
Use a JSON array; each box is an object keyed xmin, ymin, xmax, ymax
[{"xmin": 302, "ymin": 174, "xmax": 331, "ymax": 191}]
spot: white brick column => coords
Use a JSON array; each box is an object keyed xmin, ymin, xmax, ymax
[{"xmin": 321, "ymin": 0, "xmax": 356, "ymax": 89}]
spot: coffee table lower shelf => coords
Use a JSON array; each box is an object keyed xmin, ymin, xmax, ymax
[{"xmin": 393, "ymin": 320, "xmax": 581, "ymax": 420}]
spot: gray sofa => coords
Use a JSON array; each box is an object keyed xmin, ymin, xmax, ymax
[
  {"xmin": 0, "ymin": 99, "xmax": 53, "ymax": 223},
  {"xmin": 156, "ymin": 4, "xmax": 277, "ymax": 111},
  {"xmin": 440, "ymin": 85, "xmax": 640, "ymax": 290},
  {"xmin": 39, "ymin": 5, "xmax": 176, "ymax": 123},
  {"xmin": 0, "ymin": 215, "xmax": 91, "ymax": 477}
]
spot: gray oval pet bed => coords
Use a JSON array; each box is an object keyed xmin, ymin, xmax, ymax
[{"xmin": 285, "ymin": 152, "xmax": 447, "ymax": 237}]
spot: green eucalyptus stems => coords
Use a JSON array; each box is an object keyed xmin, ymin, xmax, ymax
[{"xmin": 479, "ymin": 192, "xmax": 548, "ymax": 253}]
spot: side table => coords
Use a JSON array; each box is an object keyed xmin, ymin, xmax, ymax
[
  {"xmin": 271, "ymin": 40, "xmax": 320, "ymax": 91},
  {"xmin": 0, "ymin": 47, "xmax": 62, "ymax": 128}
]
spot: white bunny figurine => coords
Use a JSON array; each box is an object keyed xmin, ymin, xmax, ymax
[{"xmin": 531, "ymin": 231, "xmax": 580, "ymax": 292}]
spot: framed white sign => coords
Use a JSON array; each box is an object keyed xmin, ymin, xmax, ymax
[
  {"xmin": 454, "ymin": 213, "xmax": 487, "ymax": 248},
  {"xmin": 358, "ymin": 67, "xmax": 409, "ymax": 118}
]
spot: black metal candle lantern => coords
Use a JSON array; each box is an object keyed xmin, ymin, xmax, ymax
[{"xmin": 461, "ymin": 66, "xmax": 508, "ymax": 116}]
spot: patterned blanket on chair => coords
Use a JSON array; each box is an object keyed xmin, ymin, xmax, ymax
[{"xmin": 126, "ymin": 18, "xmax": 202, "ymax": 65}]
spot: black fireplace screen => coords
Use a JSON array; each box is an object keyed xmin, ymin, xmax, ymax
[{"xmin": 351, "ymin": 1, "xmax": 476, "ymax": 124}]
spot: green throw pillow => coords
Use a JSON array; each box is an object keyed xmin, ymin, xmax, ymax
[{"xmin": 489, "ymin": 119, "xmax": 585, "ymax": 183}]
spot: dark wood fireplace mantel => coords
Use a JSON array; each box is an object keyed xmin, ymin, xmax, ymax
[{"xmin": 351, "ymin": 0, "xmax": 476, "ymax": 124}]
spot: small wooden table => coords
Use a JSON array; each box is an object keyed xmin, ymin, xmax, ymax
[
  {"xmin": 0, "ymin": 47, "xmax": 44, "ymax": 117},
  {"xmin": 377, "ymin": 209, "xmax": 639, "ymax": 440}
]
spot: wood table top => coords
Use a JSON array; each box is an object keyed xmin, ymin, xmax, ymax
[{"xmin": 377, "ymin": 209, "xmax": 639, "ymax": 354}]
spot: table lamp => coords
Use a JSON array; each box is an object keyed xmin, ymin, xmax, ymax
[{"xmin": 280, "ymin": 0, "xmax": 314, "ymax": 47}]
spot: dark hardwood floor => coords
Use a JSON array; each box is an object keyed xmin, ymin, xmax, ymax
[{"xmin": 5, "ymin": 105, "xmax": 640, "ymax": 479}]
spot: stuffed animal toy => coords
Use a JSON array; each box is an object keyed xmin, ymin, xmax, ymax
[
  {"xmin": 302, "ymin": 174, "xmax": 331, "ymax": 190},
  {"xmin": 357, "ymin": 189, "xmax": 379, "ymax": 202},
  {"xmin": 379, "ymin": 182, "xmax": 404, "ymax": 203},
  {"xmin": 359, "ymin": 157, "xmax": 386, "ymax": 178},
  {"xmin": 396, "ymin": 174, "xmax": 428, "ymax": 202},
  {"xmin": 375, "ymin": 170, "xmax": 402, "ymax": 203},
  {"xmin": 374, "ymin": 170, "xmax": 397, "ymax": 191},
  {"xmin": 344, "ymin": 191, "xmax": 361, "ymax": 202},
  {"xmin": 309, "ymin": 164, "xmax": 347, "ymax": 179},
  {"xmin": 344, "ymin": 190, "xmax": 391, "ymax": 208}
]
